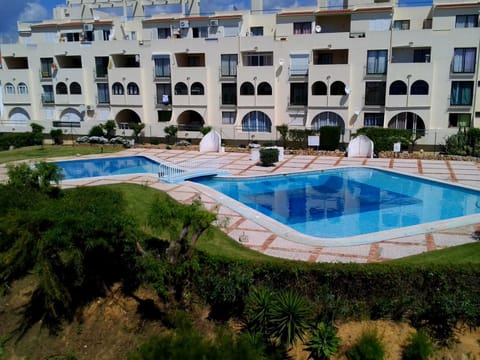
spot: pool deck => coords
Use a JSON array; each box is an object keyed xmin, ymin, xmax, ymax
[{"xmin": 2, "ymin": 148, "xmax": 480, "ymax": 263}]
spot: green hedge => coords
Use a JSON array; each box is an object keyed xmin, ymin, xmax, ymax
[
  {"xmin": 0, "ymin": 132, "xmax": 40, "ymax": 151},
  {"xmin": 193, "ymin": 255, "xmax": 480, "ymax": 342},
  {"xmin": 259, "ymin": 148, "xmax": 279, "ymax": 166},
  {"xmin": 319, "ymin": 126, "xmax": 342, "ymax": 151},
  {"xmin": 354, "ymin": 128, "xmax": 415, "ymax": 152}
]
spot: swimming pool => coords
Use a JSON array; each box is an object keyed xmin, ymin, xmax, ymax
[
  {"xmin": 193, "ymin": 167, "xmax": 480, "ymax": 242},
  {"xmin": 56, "ymin": 156, "xmax": 163, "ymax": 179}
]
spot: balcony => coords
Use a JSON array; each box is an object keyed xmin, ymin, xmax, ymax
[{"xmin": 41, "ymin": 94, "xmax": 55, "ymax": 105}]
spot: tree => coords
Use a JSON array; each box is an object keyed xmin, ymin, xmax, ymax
[
  {"xmin": 30, "ymin": 122, "xmax": 45, "ymax": 146},
  {"xmin": 7, "ymin": 161, "xmax": 64, "ymax": 195},
  {"xmin": 103, "ymin": 120, "xmax": 117, "ymax": 139},
  {"xmin": 130, "ymin": 123, "xmax": 145, "ymax": 144},
  {"xmin": 276, "ymin": 124, "xmax": 289, "ymax": 148},
  {"xmin": 164, "ymin": 125, "xmax": 178, "ymax": 145}
]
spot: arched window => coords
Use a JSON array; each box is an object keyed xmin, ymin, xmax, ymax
[
  {"xmin": 5, "ymin": 83, "xmax": 15, "ymax": 95},
  {"xmin": 70, "ymin": 82, "xmax": 81, "ymax": 95},
  {"xmin": 17, "ymin": 83, "xmax": 28, "ymax": 95},
  {"xmin": 388, "ymin": 112, "xmax": 425, "ymax": 132},
  {"xmin": 410, "ymin": 80, "xmax": 429, "ymax": 95},
  {"xmin": 112, "ymin": 82, "xmax": 124, "ymax": 95},
  {"xmin": 311, "ymin": 112, "xmax": 345, "ymax": 130},
  {"xmin": 257, "ymin": 82, "xmax": 272, "ymax": 95},
  {"xmin": 240, "ymin": 82, "xmax": 255, "ymax": 95},
  {"xmin": 174, "ymin": 82, "xmax": 188, "ymax": 95},
  {"xmin": 56, "ymin": 82, "xmax": 68, "ymax": 95},
  {"xmin": 241, "ymin": 111, "xmax": 272, "ymax": 132},
  {"xmin": 127, "ymin": 82, "xmax": 139, "ymax": 95},
  {"xmin": 389, "ymin": 80, "xmax": 407, "ymax": 95},
  {"xmin": 312, "ymin": 81, "xmax": 327, "ymax": 95},
  {"xmin": 330, "ymin": 81, "xmax": 346, "ymax": 95},
  {"xmin": 191, "ymin": 82, "xmax": 204, "ymax": 95}
]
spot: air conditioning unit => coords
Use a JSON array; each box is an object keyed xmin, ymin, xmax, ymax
[
  {"xmin": 83, "ymin": 24, "xmax": 94, "ymax": 32},
  {"xmin": 209, "ymin": 19, "xmax": 219, "ymax": 27},
  {"xmin": 179, "ymin": 20, "xmax": 190, "ymax": 29}
]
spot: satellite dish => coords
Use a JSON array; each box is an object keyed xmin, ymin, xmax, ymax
[
  {"xmin": 315, "ymin": 25, "xmax": 322, "ymax": 33},
  {"xmin": 279, "ymin": 58, "xmax": 284, "ymax": 66},
  {"xmin": 344, "ymin": 87, "xmax": 351, "ymax": 95}
]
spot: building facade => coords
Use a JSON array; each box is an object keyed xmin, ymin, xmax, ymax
[{"xmin": 0, "ymin": 0, "xmax": 479, "ymax": 145}]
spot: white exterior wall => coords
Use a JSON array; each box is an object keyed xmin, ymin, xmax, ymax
[{"xmin": 0, "ymin": 0, "xmax": 479, "ymax": 145}]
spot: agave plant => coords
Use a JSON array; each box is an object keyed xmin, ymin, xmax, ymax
[
  {"xmin": 304, "ymin": 322, "xmax": 341, "ymax": 360},
  {"xmin": 244, "ymin": 287, "xmax": 274, "ymax": 339},
  {"xmin": 269, "ymin": 290, "xmax": 311, "ymax": 348}
]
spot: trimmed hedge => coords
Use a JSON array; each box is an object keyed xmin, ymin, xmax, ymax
[
  {"xmin": 193, "ymin": 255, "xmax": 480, "ymax": 342},
  {"xmin": 319, "ymin": 126, "xmax": 342, "ymax": 151},
  {"xmin": 0, "ymin": 132, "xmax": 41, "ymax": 150},
  {"xmin": 354, "ymin": 128, "xmax": 416, "ymax": 152},
  {"xmin": 259, "ymin": 148, "xmax": 279, "ymax": 166}
]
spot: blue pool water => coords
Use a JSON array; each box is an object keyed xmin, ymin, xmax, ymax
[
  {"xmin": 193, "ymin": 168, "xmax": 480, "ymax": 238},
  {"xmin": 56, "ymin": 156, "xmax": 164, "ymax": 179}
]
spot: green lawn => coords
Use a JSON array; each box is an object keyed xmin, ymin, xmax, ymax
[{"xmin": 0, "ymin": 144, "xmax": 124, "ymax": 164}]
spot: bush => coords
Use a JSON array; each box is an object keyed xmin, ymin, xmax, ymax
[
  {"xmin": 0, "ymin": 132, "xmax": 37, "ymax": 150},
  {"xmin": 88, "ymin": 125, "xmax": 105, "ymax": 137},
  {"xmin": 319, "ymin": 126, "xmax": 342, "ymax": 151},
  {"xmin": 355, "ymin": 128, "xmax": 414, "ymax": 152},
  {"xmin": 288, "ymin": 129, "xmax": 318, "ymax": 149},
  {"xmin": 401, "ymin": 330, "xmax": 435, "ymax": 360},
  {"xmin": 50, "ymin": 129, "xmax": 64, "ymax": 145},
  {"xmin": 345, "ymin": 329, "xmax": 385, "ymax": 360},
  {"xmin": 304, "ymin": 322, "xmax": 341, "ymax": 360},
  {"xmin": 259, "ymin": 148, "xmax": 279, "ymax": 166}
]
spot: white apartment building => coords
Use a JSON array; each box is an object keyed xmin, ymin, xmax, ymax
[{"xmin": 0, "ymin": 0, "xmax": 479, "ymax": 145}]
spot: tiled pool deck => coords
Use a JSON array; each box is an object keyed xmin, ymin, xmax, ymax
[{"xmin": 2, "ymin": 148, "xmax": 479, "ymax": 263}]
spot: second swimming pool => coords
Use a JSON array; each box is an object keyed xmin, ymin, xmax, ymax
[{"xmin": 193, "ymin": 167, "xmax": 480, "ymax": 239}]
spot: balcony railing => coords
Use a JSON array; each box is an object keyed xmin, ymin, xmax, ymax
[{"xmin": 41, "ymin": 94, "xmax": 55, "ymax": 104}]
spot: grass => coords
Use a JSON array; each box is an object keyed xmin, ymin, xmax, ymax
[{"xmin": 0, "ymin": 144, "xmax": 124, "ymax": 164}]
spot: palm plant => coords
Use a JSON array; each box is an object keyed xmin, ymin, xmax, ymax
[
  {"xmin": 304, "ymin": 322, "xmax": 341, "ymax": 360},
  {"xmin": 244, "ymin": 287, "xmax": 274, "ymax": 339},
  {"xmin": 269, "ymin": 290, "xmax": 311, "ymax": 348}
]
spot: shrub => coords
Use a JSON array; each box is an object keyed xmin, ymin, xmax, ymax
[
  {"xmin": 304, "ymin": 322, "xmax": 341, "ymax": 360},
  {"xmin": 103, "ymin": 120, "xmax": 117, "ymax": 139},
  {"xmin": 200, "ymin": 126, "xmax": 212, "ymax": 135},
  {"xmin": 276, "ymin": 124, "xmax": 289, "ymax": 148},
  {"xmin": 259, "ymin": 148, "xmax": 279, "ymax": 166},
  {"xmin": 401, "ymin": 330, "xmax": 435, "ymax": 360},
  {"xmin": 288, "ymin": 129, "xmax": 318, "ymax": 149},
  {"xmin": 319, "ymin": 126, "xmax": 342, "ymax": 151},
  {"xmin": 355, "ymin": 127, "xmax": 415, "ymax": 152},
  {"xmin": 164, "ymin": 125, "xmax": 178, "ymax": 144},
  {"xmin": 345, "ymin": 329, "xmax": 385, "ymax": 360},
  {"xmin": 50, "ymin": 129, "xmax": 64, "ymax": 145},
  {"xmin": 88, "ymin": 125, "xmax": 105, "ymax": 137}
]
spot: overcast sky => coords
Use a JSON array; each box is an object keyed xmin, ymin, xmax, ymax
[{"xmin": 0, "ymin": 0, "xmax": 432, "ymax": 44}]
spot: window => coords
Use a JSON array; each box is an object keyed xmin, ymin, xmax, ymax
[
  {"xmin": 388, "ymin": 112, "xmax": 425, "ymax": 132},
  {"xmin": 154, "ymin": 55, "xmax": 171, "ymax": 77},
  {"xmin": 5, "ymin": 83, "xmax": 15, "ymax": 95},
  {"xmin": 289, "ymin": 53, "xmax": 309, "ymax": 76},
  {"xmin": 221, "ymin": 83, "xmax": 237, "ymax": 105},
  {"xmin": 244, "ymin": 52, "xmax": 273, "ymax": 66},
  {"xmin": 250, "ymin": 26, "xmax": 263, "ymax": 36},
  {"xmin": 97, "ymin": 83, "xmax": 110, "ymax": 103},
  {"xmin": 112, "ymin": 82, "xmax": 124, "ymax": 95},
  {"xmin": 17, "ymin": 83, "xmax": 28, "ymax": 95},
  {"xmin": 240, "ymin": 82, "xmax": 255, "ymax": 95},
  {"xmin": 241, "ymin": 111, "xmax": 272, "ymax": 132},
  {"xmin": 221, "ymin": 54, "xmax": 238, "ymax": 77},
  {"xmin": 393, "ymin": 20, "xmax": 410, "ymax": 30},
  {"xmin": 65, "ymin": 32, "xmax": 81, "ymax": 42},
  {"xmin": 192, "ymin": 27, "xmax": 208, "ymax": 38},
  {"xmin": 330, "ymin": 81, "xmax": 346, "ymax": 95},
  {"xmin": 452, "ymin": 48, "xmax": 476, "ymax": 73},
  {"xmin": 103, "ymin": 29, "xmax": 111, "ymax": 41},
  {"xmin": 257, "ymin": 82, "xmax": 272, "ymax": 95},
  {"xmin": 311, "ymin": 112, "xmax": 344, "ymax": 129},
  {"xmin": 293, "ymin": 22, "xmax": 312, "ymax": 34},
  {"xmin": 174, "ymin": 82, "xmax": 188, "ymax": 95},
  {"xmin": 127, "ymin": 82, "xmax": 139, "ymax": 95},
  {"xmin": 95, "ymin": 57, "xmax": 109, "ymax": 78},
  {"xmin": 410, "ymin": 80, "xmax": 429, "ymax": 95},
  {"xmin": 56, "ymin": 82, "xmax": 68, "ymax": 95},
  {"xmin": 450, "ymin": 81, "xmax": 474, "ymax": 106},
  {"xmin": 365, "ymin": 82, "xmax": 386, "ymax": 106},
  {"xmin": 449, "ymin": 113, "xmax": 471, "ymax": 128},
  {"xmin": 70, "ymin": 82, "xmax": 81, "ymax": 95},
  {"xmin": 367, "ymin": 50, "xmax": 388, "ymax": 74},
  {"xmin": 42, "ymin": 85, "xmax": 54, "ymax": 103},
  {"xmin": 316, "ymin": 53, "xmax": 333, "ymax": 65},
  {"xmin": 389, "ymin": 80, "xmax": 407, "ymax": 95},
  {"xmin": 157, "ymin": 27, "xmax": 171, "ymax": 39},
  {"xmin": 290, "ymin": 83, "xmax": 308, "ymax": 106},
  {"xmin": 222, "ymin": 111, "xmax": 236, "ymax": 124},
  {"xmin": 455, "ymin": 15, "xmax": 478, "ymax": 28},
  {"xmin": 40, "ymin": 58, "xmax": 53, "ymax": 78},
  {"xmin": 364, "ymin": 113, "xmax": 384, "ymax": 127},
  {"xmin": 191, "ymin": 82, "xmax": 204, "ymax": 95},
  {"xmin": 312, "ymin": 81, "xmax": 327, "ymax": 95},
  {"xmin": 156, "ymin": 83, "xmax": 172, "ymax": 104},
  {"xmin": 413, "ymin": 48, "xmax": 431, "ymax": 63}
]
